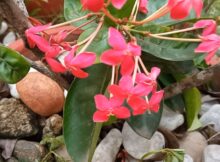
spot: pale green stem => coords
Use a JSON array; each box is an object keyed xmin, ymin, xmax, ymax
[
  {"xmin": 138, "ymin": 57, "xmax": 149, "ymax": 75},
  {"xmin": 149, "ymin": 34, "xmax": 202, "ymax": 42},
  {"xmin": 48, "ymin": 13, "xmax": 99, "ymax": 30},
  {"xmin": 88, "ymin": 123, "xmax": 103, "ymax": 162},
  {"xmin": 78, "ymin": 17, "xmax": 104, "ymax": 53},
  {"xmin": 154, "ymin": 27, "xmax": 199, "ymax": 36},
  {"xmin": 132, "ymin": 56, "xmax": 139, "ymax": 84}
]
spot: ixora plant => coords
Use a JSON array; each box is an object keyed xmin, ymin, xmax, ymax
[{"xmin": 1, "ymin": 0, "xmax": 220, "ymax": 161}]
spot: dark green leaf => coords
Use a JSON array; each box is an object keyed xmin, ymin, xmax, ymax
[
  {"xmin": 64, "ymin": 64, "xmax": 111, "ymax": 162},
  {"xmin": 127, "ymin": 103, "xmax": 163, "ymax": 139},
  {"xmin": 0, "ymin": 45, "xmax": 30, "ymax": 84},
  {"xmin": 183, "ymin": 88, "xmax": 202, "ymax": 131},
  {"xmin": 137, "ymin": 36, "xmax": 198, "ymax": 61}
]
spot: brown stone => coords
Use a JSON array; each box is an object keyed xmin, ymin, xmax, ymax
[{"xmin": 16, "ymin": 72, "xmax": 64, "ymax": 116}]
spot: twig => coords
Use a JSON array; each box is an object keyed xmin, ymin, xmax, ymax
[{"xmin": 164, "ymin": 64, "xmax": 220, "ymax": 99}]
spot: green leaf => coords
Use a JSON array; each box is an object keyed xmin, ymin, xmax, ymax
[
  {"xmin": 64, "ymin": 0, "xmax": 96, "ymax": 29},
  {"xmin": 77, "ymin": 26, "xmax": 109, "ymax": 59},
  {"xmin": 63, "ymin": 64, "xmax": 111, "ymax": 162},
  {"xmin": 183, "ymin": 88, "xmax": 202, "ymax": 131},
  {"xmin": 127, "ymin": 103, "xmax": 163, "ymax": 139},
  {"xmin": 137, "ymin": 36, "xmax": 198, "ymax": 61},
  {"xmin": 0, "ymin": 45, "xmax": 30, "ymax": 84}
]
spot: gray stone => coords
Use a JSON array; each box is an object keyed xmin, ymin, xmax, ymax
[
  {"xmin": 0, "ymin": 21, "xmax": 8, "ymax": 35},
  {"xmin": 0, "ymin": 98, "xmax": 38, "ymax": 138},
  {"xmin": 3, "ymin": 32, "xmax": 16, "ymax": 46},
  {"xmin": 159, "ymin": 107, "xmax": 184, "ymax": 131},
  {"xmin": 92, "ymin": 129, "xmax": 122, "ymax": 162},
  {"xmin": 122, "ymin": 122, "xmax": 165, "ymax": 160},
  {"xmin": 200, "ymin": 104, "xmax": 220, "ymax": 131},
  {"xmin": 43, "ymin": 114, "xmax": 63, "ymax": 137},
  {"xmin": 184, "ymin": 154, "xmax": 193, "ymax": 162},
  {"xmin": 203, "ymin": 145, "xmax": 220, "ymax": 162},
  {"xmin": 179, "ymin": 132, "xmax": 207, "ymax": 162},
  {"xmin": 13, "ymin": 140, "xmax": 47, "ymax": 162}
]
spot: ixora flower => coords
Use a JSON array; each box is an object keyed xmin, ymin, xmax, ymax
[
  {"xmin": 81, "ymin": 0, "xmax": 127, "ymax": 12},
  {"xmin": 93, "ymin": 95, "xmax": 130, "ymax": 122},
  {"xmin": 194, "ymin": 20, "xmax": 217, "ymax": 36},
  {"xmin": 139, "ymin": 0, "xmax": 148, "ymax": 14},
  {"xmin": 136, "ymin": 67, "xmax": 161, "ymax": 92},
  {"xmin": 46, "ymin": 47, "xmax": 96, "ymax": 78},
  {"xmin": 195, "ymin": 34, "xmax": 220, "ymax": 64},
  {"xmin": 167, "ymin": 0, "xmax": 203, "ymax": 20},
  {"xmin": 128, "ymin": 90, "xmax": 164, "ymax": 115},
  {"xmin": 108, "ymin": 75, "xmax": 152, "ymax": 100},
  {"xmin": 101, "ymin": 27, "xmax": 141, "ymax": 75}
]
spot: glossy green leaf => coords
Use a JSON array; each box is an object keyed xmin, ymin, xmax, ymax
[
  {"xmin": 63, "ymin": 64, "xmax": 111, "ymax": 162},
  {"xmin": 183, "ymin": 88, "xmax": 202, "ymax": 131},
  {"xmin": 64, "ymin": 0, "xmax": 96, "ymax": 29},
  {"xmin": 0, "ymin": 45, "xmax": 30, "ymax": 84},
  {"xmin": 137, "ymin": 36, "xmax": 198, "ymax": 61},
  {"xmin": 127, "ymin": 103, "xmax": 163, "ymax": 139}
]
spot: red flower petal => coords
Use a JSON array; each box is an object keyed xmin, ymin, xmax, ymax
[
  {"xmin": 109, "ymin": 97, "xmax": 124, "ymax": 108},
  {"xmin": 112, "ymin": 106, "xmax": 130, "ymax": 119},
  {"xmin": 81, "ymin": 0, "xmax": 104, "ymax": 12},
  {"xmin": 45, "ymin": 57, "xmax": 66, "ymax": 73},
  {"xmin": 169, "ymin": 0, "xmax": 191, "ymax": 20},
  {"xmin": 194, "ymin": 20, "xmax": 216, "ymax": 36},
  {"xmin": 120, "ymin": 56, "xmax": 134, "ymax": 76},
  {"xmin": 127, "ymin": 42, "xmax": 141, "ymax": 56},
  {"xmin": 139, "ymin": 0, "xmax": 148, "ymax": 14},
  {"xmin": 94, "ymin": 94, "xmax": 110, "ymax": 110},
  {"xmin": 192, "ymin": 0, "xmax": 203, "ymax": 18},
  {"xmin": 70, "ymin": 67, "xmax": 89, "ymax": 78},
  {"xmin": 93, "ymin": 111, "xmax": 109, "ymax": 122},
  {"xmin": 150, "ymin": 67, "xmax": 161, "ymax": 80},
  {"xmin": 108, "ymin": 27, "xmax": 127, "ymax": 50},
  {"xmin": 101, "ymin": 49, "xmax": 124, "ymax": 65},
  {"xmin": 111, "ymin": 0, "xmax": 127, "ymax": 9},
  {"xmin": 127, "ymin": 96, "xmax": 147, "ymax": 115},
  {"xmin": 108, "ymin": 85, "xmax": 126, "ymax": 99},
  {"xmin": 71, "ymin": 52, "xmax": 96, "ymax": 68},
  {"xmin": 119, "ymin": 75, "xmax": 133, "ymax": 92},
  {"xmin": 149, "ymin": 90, "xmax": 164, "ymax": 106}
]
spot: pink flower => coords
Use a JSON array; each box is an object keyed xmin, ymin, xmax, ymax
[
  {"xmin": 139, "ymin": 0, "xmax": 148, "ymax": 14},
  {"xmin": 111, "ymin": 0, "xmax": 127, "ymax": 9},
  {"xmin": 101, "ymin": 27, "xmax": 141, "ymax": 75},
  {"xmin": 194, "ymin": 20, "xmax": 217, "ymax": 36},
  {"xmin": 93, "ymin": 94, "xmax": 130, "ymax": 122},
  {"xmin": 167, "ymin": 0, "xmax": 203, "ymax": 20},
  {"xmin": 25, "ymin": 24, "xmax": 51, "ymax": 49},
  {"xmin": 64, "ymin": 47, "xmax": 96, "ymax": 78},
  {"xmin": 136, "ymin": 67, "xmax": 161, "ymax": 92},
  {"xmin": 195, "ymin": 34, "xmax": 220, "ymax": 64},
  {"xmin": 81, "ymin": 0, "xmax": 104, "ymax": 12},
  {"xmin": 128, "ymin": 90, "xmax": 164, "ymax": 115},
  {"xmin": 108, "ymin": 75, "xmax": 152, "ymax": 100}
]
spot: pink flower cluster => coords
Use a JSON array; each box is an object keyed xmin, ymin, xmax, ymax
[
  {"xmin": 93, "ymin": 27, "xmax": 164, "ymax": 122},
  {"xmin": 25, "ymin": 25, "xmax": 96, "ymax": 78}
]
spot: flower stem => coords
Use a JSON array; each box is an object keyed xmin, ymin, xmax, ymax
[
  {"xmin": 138, "ymin": 57, "xmax": 149, "ymax": 75},
  {"xmin": 154, "ymin": 27, "xmax": 198, "ymax": 36},
  {"xmin": 48, "ymin": 13, "xmax": 100, "ymax": 30},
  {"xmin": 132, "ymin": 57, "xmax": 138, "ymax": 84},
  {"xmin": 78, "ymin": 17, "xmax": 104, "ymax": 53},
  {"xmin": 102, "ymin": 8, "xmax": 122, "ymax": 24},
  {"xmin": 88, "ymin": 123, "xmax": 103, "ymax": 162},
  {"xmin": 131, "ymin": 4, "xmax": 170, "ymax": 25},
  {"xmin": 149, "ymin": 34, "xmax": 202, "ymax": 42}
]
